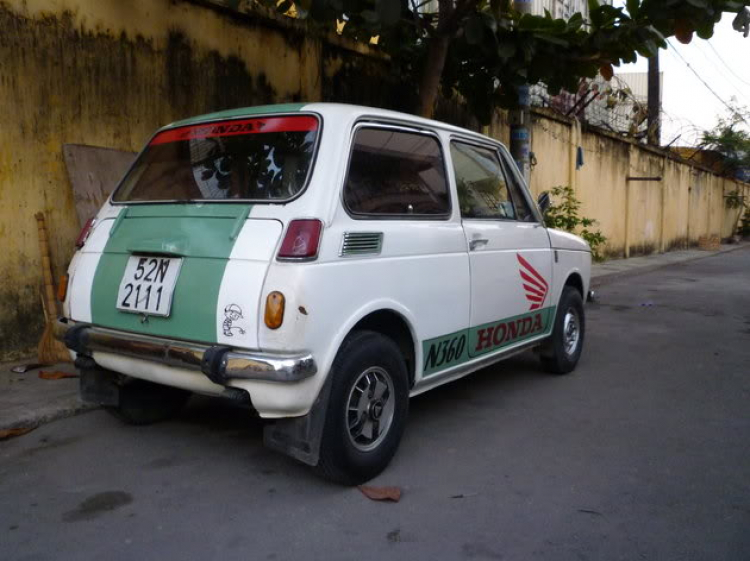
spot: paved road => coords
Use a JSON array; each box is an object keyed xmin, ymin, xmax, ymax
[{"xmin": 2, "ymin": 249, "xmax": 749, "ymax": 561}]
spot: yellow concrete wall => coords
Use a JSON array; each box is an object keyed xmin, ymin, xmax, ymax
[
  {"xmin": 528, "ymin": 116, "xmax": 571, "ymax": 198},
  {"xmin": 661, "ymin": 158, "xmax": 691, "ymax": 250},
  {"xmin": 528, "ymin": 111, "xmax": 747, "ymax": 259},
  {"xmin": 574, "ymin": 132, "xmax": 630, "ymax": 258}
]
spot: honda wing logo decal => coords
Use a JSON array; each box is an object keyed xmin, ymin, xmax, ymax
[{"xmin": 517, "ymin": 253, "xmax": 549, "ymax": 311}]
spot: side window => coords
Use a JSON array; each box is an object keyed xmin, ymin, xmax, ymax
[
  {"xmin": 344, "ymin": 128, "xmax": 450, "ymax": 217},
  {"xmin": 450, "ymin": 142, "xmax": 516, "ymax": 220}
]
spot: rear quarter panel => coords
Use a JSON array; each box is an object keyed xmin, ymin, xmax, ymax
[
  {"xmin": 257, "ymin": 122, "xmax": 471, "ymax": 407},
  {"xmin": 258, "ymin": 218, "xmax": 471, "ymax": 405}
]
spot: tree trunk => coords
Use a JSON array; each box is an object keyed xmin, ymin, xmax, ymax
[{"xmin": 416, "ymin": 35, "xmax": 451, "ymax": 119}]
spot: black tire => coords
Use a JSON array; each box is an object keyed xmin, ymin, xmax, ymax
[
  {"xmin": 315, "ymin": 330, "xmax": 409, "ymax": 485},
  {"xmin": 540, "ymin": 286, "xmax": 585, "ymax": 375},
  {"xmin": 105, "ymin": 379, "xmax": 191, "ymax": 426}
]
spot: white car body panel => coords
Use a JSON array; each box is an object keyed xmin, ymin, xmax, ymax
[
  {"xmin": 548, "ymin": 228, "xmax": 591, "ymax": 252},
  {"xmin": 215, "ymin": 219, "xmax": 283, "ymax": 348},
  {"xmin": 461, "ymin": 221, "xmax": 553, "ymax": 327}
]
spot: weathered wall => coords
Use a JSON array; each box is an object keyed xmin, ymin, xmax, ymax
[
  {"xmin": 0, "ymin": 0, "xmax": 391, "ymax": 360},
  {"xmin": 528, "ymin": 111, "xmax": 749, "ymax": 259}
]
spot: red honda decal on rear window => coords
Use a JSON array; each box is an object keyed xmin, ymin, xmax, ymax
[
  {"xmin": 517, "ymin": 253, "xmax": 549, "ymax": 311},
  {"xmin": 150, "ymin": 116, "xmax": 319, "ymax": 146}
]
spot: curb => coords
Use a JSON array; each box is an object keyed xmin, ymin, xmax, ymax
[
  {"xmin": 0, "ymin": 401, "xmax": 98, "ymax": 434},
  {"xmin": 591, "ymin": 243, "xmax": 750, "ymax": 288}
]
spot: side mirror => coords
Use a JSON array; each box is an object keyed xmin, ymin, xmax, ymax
[{"xmin": 537, "ymin": 191, "xmax": 551, "ymax": 215}]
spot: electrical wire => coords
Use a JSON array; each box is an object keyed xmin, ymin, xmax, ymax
[
  {"xmin": 666, "ymin": 39, "xmax": 749, "ymax": 125},
  {"xmin": 693, "ymin": 43, "xmax": 750, "ymax": 105},
  {"xmin": 706, "ymin": 41, "xmax": 750, "ymax": 88}
]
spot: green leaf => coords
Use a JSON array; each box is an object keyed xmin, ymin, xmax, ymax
[
  {"xmin": 625, "ymin": 0, "xmax": 639, "ymax": 17},
  {"xmin": 645, "ymin": 24, "xmax": 665, "ymax": 43},
  {"xmin": 465, "ymin": 14, "xmax": 485, "ymax": 45},
  {"xmin": 567, "ymin": 13, "xmax": 585, "ymax": 31},
  {"xmin": 535, "ymin": 33, "xmax": 570, "ymax": 47},
  {"xmin": 497, "ymin": 42, "xmax": 517, "ymax": 59},
  {"xmin": 636, "ymin": 39, "xmax": 658, "ymax": 57},
  {"xmin": 361, "ymin": 9, "xmax": 379, "ymax": 23},
  {"xmin": 480, "ymin": 12, "xmax": 498, "ymax": 33},
  {"xmin": 695, "ymin": 20, "xmax": 715, "ymax": 39},
  {"xmin": 376, "ymin": 0, "xmax": 401, "ymax": 26}
]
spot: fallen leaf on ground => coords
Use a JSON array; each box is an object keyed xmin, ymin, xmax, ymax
[
  {"xmin": 39, "ymin": 371, "xmax": 78, "ymax": 380},
  {"xmin": 358, "ymin": 485, "xmax": 401, "ymax": 502},
  {"xmin": 0, "ymin": 427, "xmax": 36, "ymax": 441},
  {"xmin": 11, "ymin": 363, "xmax": 47, "ymax": 373}
]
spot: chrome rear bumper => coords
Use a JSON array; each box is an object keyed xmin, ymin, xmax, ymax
[{"xmin": 54, "ymin": 318, "xmax": 317, "ymax": 384}]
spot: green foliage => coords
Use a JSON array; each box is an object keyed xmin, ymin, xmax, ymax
[
  {"xmin": 740, "ymin": 207, "xmax": 750, "ymax": 237},
  {"xmin": 701, "ymin": 104, "xmax": 750, "ymax": 177},
  {"xmin": 253, "ymin": 0, "xmax": 750, "ymax": 122},
  {"xmin": 725, "ymin": 189, "xmax": 744, "ymax": 209},
  {"xmin": 724, "ymin": 186, "xmax": 749, "ymax": 236},
  {"xmin": 543, "ymin": 186, "xmax": 607, "ymax": 261}
]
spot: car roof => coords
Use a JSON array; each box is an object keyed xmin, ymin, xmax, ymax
[{"xmin": 161, "ymin": 102, "xmax": 495, "ymax": 145}]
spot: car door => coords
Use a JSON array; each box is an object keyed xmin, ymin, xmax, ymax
[{"xmin": 450, "ymin": 139, "xmax": 554, "ymax": 360}]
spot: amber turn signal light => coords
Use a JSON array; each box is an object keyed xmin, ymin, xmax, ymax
[
  {"xmin": 264, "ymin": 291, "xmax": 285, "ymax": 330},
  {"xmin": 57, "ymin": 274, "xmax": 69, "ymax": 303}
]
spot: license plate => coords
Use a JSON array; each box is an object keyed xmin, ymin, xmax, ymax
[{"xmin": 116, "ymin": 256, "xmax": 182, "ymax": 317}]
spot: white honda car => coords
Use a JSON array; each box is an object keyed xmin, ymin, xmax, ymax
[{"xmin": 56, "ymin": 103, "xmax": 591, "ymax": 484}]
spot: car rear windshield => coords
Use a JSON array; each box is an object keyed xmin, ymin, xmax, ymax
[{"xmin": 112, "ymin": 115, "xmax": 320, "ymax": 203}]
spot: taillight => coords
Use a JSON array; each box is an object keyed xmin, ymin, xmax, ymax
[
  {"xmin": 75, "ymin": 217, "xmax": 96, "ymax": 248},
  {"xmin": 277, "ymin": 219, "xmax": 323, "ymax": 260}
]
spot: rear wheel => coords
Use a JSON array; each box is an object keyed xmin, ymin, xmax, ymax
[
  {"xmin": 541, "ymin": 286, "xmax": 585, "ymax": 374},
  {"xmin": 105, "ymin": 379, "xmax": 191, "ymax": 426},
  {"xmin": 315, "ymin": 331, "xmax": 409, "ymax": 485}
]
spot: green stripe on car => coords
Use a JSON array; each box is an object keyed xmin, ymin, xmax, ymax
[
  {"xmin": 422, "ymin": 307, "xmax": 556, "ymax": 376},
  {"xmin": 90, "ymin": 204, "xmax": 251, "ymax": 343},
  {"xmin": 166, "ymin": 103, "xmax": 308, "ymax": 129}
]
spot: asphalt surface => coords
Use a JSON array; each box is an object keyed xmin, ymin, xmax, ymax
[{"xmin": 2, "ymin": 248, "xmax": 749, "ymax": 561}]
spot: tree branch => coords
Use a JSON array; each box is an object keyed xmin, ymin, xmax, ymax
[{"xmin": 436, "ymin": 0, "xmax": 481, "ymax": 36}]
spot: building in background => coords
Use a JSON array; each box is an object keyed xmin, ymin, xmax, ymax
[
  {"xmin": 607, "ymin": 72, "xmax": 657, "ymax": 137},
  {"xmin": 530, "ymin": 0, "xmax": 592, "ymax": 19},
  {"xmin": 531, "ymin": 68, "xmax": 663, "ymax": 142},
  {"xmin": 531, "ymin": 0, "xmax": 616, "ymax": 19}
]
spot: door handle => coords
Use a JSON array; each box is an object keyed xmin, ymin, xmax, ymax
[{"xmin": 469, "ymin": 238, "xmax": 489, "ymax": 251}]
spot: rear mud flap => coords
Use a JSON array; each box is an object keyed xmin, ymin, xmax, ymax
[
  {"xmin": 76, "ymin": 356, "xmax": 120, "ymax": 407},
  {"xmin": 263, "ymin": 376, "xmax": 333, "ymax": 467}
]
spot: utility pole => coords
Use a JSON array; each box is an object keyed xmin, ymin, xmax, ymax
[
  {"xmin": 647, "ymin": 52, "xmax": 661, "ymax": 146},
  {"xmin": 509, "ymin": 0, "xmax": 532, "ymax": 184}
]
